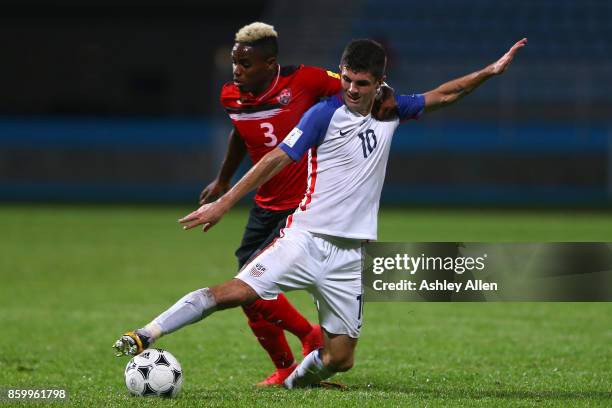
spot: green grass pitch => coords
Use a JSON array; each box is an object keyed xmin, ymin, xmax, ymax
[{"xmin": 1, "ymin": 205, "xmax": 611, "ymax": 407}]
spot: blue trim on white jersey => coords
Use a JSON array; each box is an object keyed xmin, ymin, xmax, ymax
[
  {"xmin": 396, "ymin": 94, "xmax": 425, "ymax": 121},
  {"xmin": 279, "ymin": 94, "xmax": 343, "ymax": 161}
]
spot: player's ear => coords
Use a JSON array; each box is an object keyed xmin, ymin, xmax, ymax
[
  {"xmin": 265, "ymin": 56, "xmax": 277, "ymax": 69},
  {"xmin": 375, "ymin": 76, "xmax": 386, "ymax": 93},
  {"xmin": 378, "ymin": 75, "xmax": 386, "ymax": 89}
]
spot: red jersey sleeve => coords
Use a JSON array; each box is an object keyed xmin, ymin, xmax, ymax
[{"xmin": 299, "ymin": 66, "xmax": 342, "ymax": 98}]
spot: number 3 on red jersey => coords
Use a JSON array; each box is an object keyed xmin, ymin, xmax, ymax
[{"xmin": 260, "ymin": 122, "xmax": 277, "ymax": 147}]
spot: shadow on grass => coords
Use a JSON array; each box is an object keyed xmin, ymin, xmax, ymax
[
  {"xmin": 184, "ymin": 382, "xmax": 611, "ymax": 404},
  {"xmin": 351, "ymin": 384, "xmax": 612, "ymax": 401}
]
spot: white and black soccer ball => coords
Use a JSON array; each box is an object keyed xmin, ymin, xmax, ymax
[{"xmin": 124, "ymin": 348, "xmax": 183, "ymax": 398}]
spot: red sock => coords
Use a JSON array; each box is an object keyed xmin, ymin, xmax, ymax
[
  {"xmin": 250, "ymin": 294, "xmax": 313, "ymax": 340},
  {"xmin": 242, "ymin": 306, "xmax": 294, "ymax": 369}
]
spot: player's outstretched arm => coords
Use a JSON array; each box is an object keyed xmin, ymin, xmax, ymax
[
  {"xmin": 423, "ymin": 38, "xmax": 527, "ymax": 112},
  {"xmin": 180, "ymin": 147, "xmax": 293, "ymax": 231},
  {"xmin": 199, "ymin": 127, "xmax": 247, "ymax": 204}
]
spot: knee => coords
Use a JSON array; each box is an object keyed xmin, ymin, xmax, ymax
[
  {"xmin": 211, "ymin": 279, "xmax": 259, "ymax": 309},
  {"xmin": 232, "ymin": 285, "xmax": 254, "ymax": 305}
]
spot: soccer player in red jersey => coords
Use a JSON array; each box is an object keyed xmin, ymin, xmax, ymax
[
  {"xmin": 205, "ymin": 22, "xmax": 397, "ymax": 386},
  {"xmin": 197, "ymin": 22, "xmax": 343, "ymax": 387}
]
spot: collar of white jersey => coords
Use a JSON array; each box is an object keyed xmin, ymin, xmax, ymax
[{"xmin": 344, "ymin": 102, "xmax": 372, "ymax": 119}]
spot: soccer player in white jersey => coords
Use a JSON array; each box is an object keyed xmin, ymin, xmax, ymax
[{"xmin": 115, "ymin": 37, "xmax": 526, "ymax": 387}]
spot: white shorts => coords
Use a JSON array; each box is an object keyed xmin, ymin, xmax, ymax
[{"xmin": 236, "ymin": 227, "xmax": 364, "ymax": 338}]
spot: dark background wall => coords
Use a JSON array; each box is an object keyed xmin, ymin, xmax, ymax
[
  {"xmin": 1, "ymin": 0, "xmax": 610, "ymax": 206},
  {"xmin": 1, "ymin": 0, "xmax": 267, "ymax": 116}
]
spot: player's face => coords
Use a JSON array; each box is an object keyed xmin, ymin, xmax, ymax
[
  {"xmin": 231, "ymin": 43, "xmax": 276, "ymax": 95},
  {"xmin": 340, "ymin": 67, "xmax": 383, "ymax": 116}
]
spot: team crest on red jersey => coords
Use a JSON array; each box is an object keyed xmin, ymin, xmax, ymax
[{"xmin": 278, "ymin": 88, "xmax": 292, "ymax": 105}]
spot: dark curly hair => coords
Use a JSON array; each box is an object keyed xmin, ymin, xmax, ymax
[{"xmin": 340, "ymin": 39, "xmax": 387, "ymax": 79}]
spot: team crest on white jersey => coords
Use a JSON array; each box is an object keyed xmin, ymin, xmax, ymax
[
  {"xmin": 249, "ymin": 262, "xmax": 267, "ymax": 277},
  {"xmin": 278, "ymin": 88, "xmax": 292, "ymax": 105}
]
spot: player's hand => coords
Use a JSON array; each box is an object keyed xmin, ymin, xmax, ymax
[
  {"xmin": 491, "ymin": 38, "xmax": 527, "ymax": 75},
  {"xmin": 372, "ymin": 85, "xmax": 398, "ymax": 121},
  {"xmin": 199, "ymin": 179, "xmax": 230, "ymax": 205},
  {"xmin": 178, "ymin": 201, "xmax": 228, "ymax": 232}
]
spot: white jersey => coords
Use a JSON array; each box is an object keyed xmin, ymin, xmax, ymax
[{"xmin": 279, "ymin": 92, "xmax": 424, "ymax": 240}]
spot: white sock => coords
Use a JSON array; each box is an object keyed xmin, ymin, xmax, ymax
[
  {"xmin": 140, "ymin": 288, "xmax": 217, "ymax": 340},
  {"xmin": 142, "ymin": 322, "xmax": 162, "ymax": 341},
  {"xmin": 284, "ymin": 349, "xmax": 334, "ymax": 389}
]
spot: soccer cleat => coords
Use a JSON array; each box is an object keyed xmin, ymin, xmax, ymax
[
  {"xmin": 301, "ymin": 324, "xmax": 323, "ymax": 356},
  {"xmin": 113, "ymin": 330, "xmax": 151, "ymax": 357},
  {"xmin": 256, "ymin": 363, "xmax": 298, "ymax": 387}
]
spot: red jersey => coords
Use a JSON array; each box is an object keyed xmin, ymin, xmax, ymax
[{"xmin": 220, "ymin": 65, "xmax": 341, "ymax": 211}]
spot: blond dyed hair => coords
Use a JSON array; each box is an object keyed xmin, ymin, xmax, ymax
[{"xmin": 235, "ymin": 22, "xmax": 278, "ymax": 43}]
